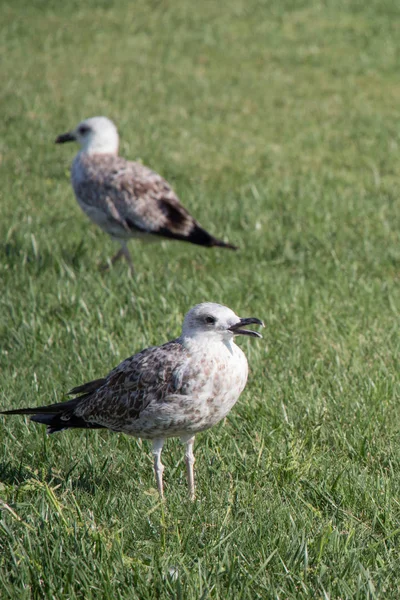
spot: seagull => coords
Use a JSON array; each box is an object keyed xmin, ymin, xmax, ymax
[
  {"xmin": 1, "ymin": 303, "xmax": 263, "ymax": 499},
  {"xmin": 55, "ymin": 116, "xmax": 237, "ymax": 273}
]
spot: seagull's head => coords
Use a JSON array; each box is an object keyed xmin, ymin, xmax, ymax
[
  {"xmin": 182, "ymin": 303, "xmax": 264, "ymax": 343},
  {"xmin": 55, "ymin": 116, "xmax": 119, "ymax": 155}
]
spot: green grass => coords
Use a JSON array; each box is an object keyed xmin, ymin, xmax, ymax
[{"xmin": 1, "ymin": 0, "xmax": 400, "ymax": 597}]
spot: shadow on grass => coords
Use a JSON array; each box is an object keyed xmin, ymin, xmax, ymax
[
  {"xmin": 0, "ymin": 461, "xmax": 37, "ymax": 487},
  {"xmin": 0, "ymin": 459, "xmax": 112, "ymax": 496}
]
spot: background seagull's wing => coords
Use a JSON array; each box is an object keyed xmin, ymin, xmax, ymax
[{"xmin": 73, "ymin": 155, "xmax": 237, "ymax": 248}]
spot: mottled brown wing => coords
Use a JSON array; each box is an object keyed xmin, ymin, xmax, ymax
[
  {"xmin": 74, "ymin": 154, "xmax": 195, "ymax": 235},
  {"xmin": 73, "ymin": 341, "xmax": 191, "ymax": 429},
  {"xmin": 73, "ymin": 155, "xmax": 237, "ymax": 248},
  {"xmin": 111, "ymin": 162, "xmax": 198, "ymax": 236}
]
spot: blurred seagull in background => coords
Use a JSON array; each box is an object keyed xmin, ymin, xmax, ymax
[
  {"xmin": 55, "ymin": 117, "xmax": 237, "ymax": 273},
  {"xmin": 1, "ymin": 303, "xmax": 263, "ymax": 499}
]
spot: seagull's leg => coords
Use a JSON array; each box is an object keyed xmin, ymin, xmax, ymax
[
  {"xmin": 152, "ymin": 438, "xmax": 165, "ymax": 498},
  {"xmin": 184, "ymin": 436, "xmax": 196, "ymax": 500},
  {"xmin": 120, "ymin": 242, "xmax": 135, "ymax": 275},
  {"xmin": 100, "ymin": 242, "xmax": 134, "ymax": 274},
  {"xmin": 110, "ymin": 247, "xmax": 125, "ymax": 265},
  {"xmin": 99, "ymin": 247, "xmax": 123, "ymax": 271}
]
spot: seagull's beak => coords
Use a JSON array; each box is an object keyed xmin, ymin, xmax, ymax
[
  {"xmin": 55, "ymin": 131, "xmax": 75, "ymax": 144},
  {"xmin": 228, "ymin": 317, "xmax": 264, "ymax": 338}
]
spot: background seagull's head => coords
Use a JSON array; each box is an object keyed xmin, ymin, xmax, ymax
[
  {"xmin": 182, "ymin": 302, "xmax": 263, "ymax": 343},
  {"xmin": 55, "ymin": 116, "xmax": 119, "ymax": 155}
]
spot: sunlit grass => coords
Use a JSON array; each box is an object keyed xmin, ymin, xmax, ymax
[{"xmin": 1, "ymin": 0, "xmax": 400, "ymax": 597}]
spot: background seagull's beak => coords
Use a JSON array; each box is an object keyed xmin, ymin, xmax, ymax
[
  {"xmin": 55, "ymin": 131, "xmax": 75, "ymax": 144},
  {"xmin": 228, "ymin": 317, "xmax": 264, "ymax": 338}
]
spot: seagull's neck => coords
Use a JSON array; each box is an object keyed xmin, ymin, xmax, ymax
[
  {"xmin": 181, "ymin": 333, "xmax": 237, "ymax": 356},
  {"xmin": 79, "ymin": 142, "xmax": 119, "ymax": 156}
]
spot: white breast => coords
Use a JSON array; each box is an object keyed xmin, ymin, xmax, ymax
[{"xmin": 180, "ymin": 338, "xmax": 249, "ymax": 433}]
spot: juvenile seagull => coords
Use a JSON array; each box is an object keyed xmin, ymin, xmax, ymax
[
  {"xmin": 55, "ymin": 117, "xmax": 237, "ymax": 272},
  {"xmin": 1, "ymin": 303, "xmax": 262, "ymax": 499}
]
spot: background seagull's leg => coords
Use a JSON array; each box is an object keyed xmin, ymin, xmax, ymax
[
  {"xmin": 120, "ymin": 242, "xmax": 135, "ymax": 274},
  {"xmin": 99, "ymin": 241, "xmax": 134, "ymax": 274}
]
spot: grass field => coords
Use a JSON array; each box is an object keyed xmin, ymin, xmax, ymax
[{"xmin": 1, "ymin": 0, "xmax": 400, "ymax": 597}]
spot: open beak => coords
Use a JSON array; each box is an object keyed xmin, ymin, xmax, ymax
[
  {"xmin": 55, "ymin": 131, "xmax": 75, "ymax": 144},
  {"xmin": 228, "ymin": 317, "xmax": 264, "ymax": 338}
]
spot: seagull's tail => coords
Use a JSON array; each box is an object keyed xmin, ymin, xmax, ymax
[
  {"xmin": 186, "ymin": 224, "xmax": 238, "ymax": 250},
  {"xmin": 1, "ymin": 397, "xmax": 105, "ymax": 434}
]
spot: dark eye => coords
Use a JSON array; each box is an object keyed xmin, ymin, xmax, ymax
[
  {"xmin": 78, "ymin": 125, "xmax": 90, "ymax": 135},
  {"xmin": 205, "ymin": 316, "xmax": 216, "ymax": 324}
]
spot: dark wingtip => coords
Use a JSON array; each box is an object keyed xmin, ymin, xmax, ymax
[
  {"xmin": 67, "ymin": 378, "xmax": 107, "ymax": 396},
  {"xmin": 1, "ymin": 407, "xmax": 38, "ymax": 415},
  {"xmin": 211, "ymin": 239, "xmax": 238, "ymax": 250},
  {"xmin": 186, "ymin": 224, "xmax": 238, "ymax": 250}
]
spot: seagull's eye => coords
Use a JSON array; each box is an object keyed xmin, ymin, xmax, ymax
[
  {"xmin": 204, "ymin": 316, "xmax": 216, "ymax": 325},
  {"xmin": 78, "ymin": 125, "xmax": 90, "ymax": 135}
]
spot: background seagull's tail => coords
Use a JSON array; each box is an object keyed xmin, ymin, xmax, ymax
[
  {"xmin": 161, "ymin": 223, "xmax": 238, "ymax": 250},
  {"xmin": 208, "ymin": 236, "xmax": 238, "ymax": 250},
  {"xmin": 188, "ymin": 224, "xmax": 238, "ymax": 250}
]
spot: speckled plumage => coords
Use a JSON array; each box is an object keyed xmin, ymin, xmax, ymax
[
  {"xmin": 71, "ymin": 337, "xmax": 248, "ymax": 439},
  {"xmin": 72, "ymin": 154, "xmax": 198, "ymax": 241},
  {"xmin": 55, "ymin": 116, "xmax": 237, "ymax": 272},
  {"xmin": 1, "ymin": 303, "xmax": 263, "ymax": 498}
]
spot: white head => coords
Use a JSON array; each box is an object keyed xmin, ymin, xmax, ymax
[
  {"xmin": 55, "ymin": 116, "xmax": 119, "ymax": 155},
  {"xmin": 181, "ymin": 302, "xmax": 263, "ymax": 343}
]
